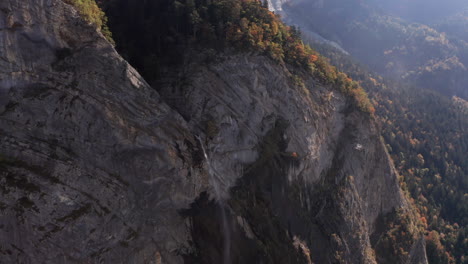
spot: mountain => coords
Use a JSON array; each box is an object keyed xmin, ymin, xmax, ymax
[
  {"xmin": 279, "ymin": 0, "xmax": 468, "ymax": 100},
  {"xmin": 311, "ymin": 41, "xmax": 468, "ymax": 264},
  {"xmin": 272, "ymin": 1, "xmax": 468, "ymax": 263},
  {"xmin": 368, "ymin": 0, "xmax": 468, "ymax": 24},
  {"xmin": 0, "ymin": 0, "xmax": 428, "ymax": 263},
  {"xmin": 434, "ymin": 10, "xmax": 468, "ymax": 43}
]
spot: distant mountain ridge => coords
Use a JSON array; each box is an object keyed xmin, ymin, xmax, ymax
[
  {"xmin": 368, "ymin": 0, "xmax": 468, "ymax": 24},
  {"xmin": 276, "ymin": 0, "xmax": 468, "ymax": 99}
]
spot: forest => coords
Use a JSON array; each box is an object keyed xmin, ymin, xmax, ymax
[
  {"xmin": 313, "ymin": 41, "xmax": 468, "ymax": 264},
  {"xmin": 282, "ymin": 0, "xmax": 468, "ymax": 100},
  {"xmin": 101, "ymin": 0, "xmax": 374, "ymax": 113}
]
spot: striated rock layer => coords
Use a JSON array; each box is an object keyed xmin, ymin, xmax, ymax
[{"xmin": 0, "ymin": 0, "xmax": 427, "ymax": 263}]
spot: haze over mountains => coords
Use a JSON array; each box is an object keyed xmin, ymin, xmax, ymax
[
  {"xmin": 275, "ymin": 0, "xmax": 468, "ymax": 99},
  {"xmin": 370, "ymin": 0, "xmax": 467, "ymax": 24}
]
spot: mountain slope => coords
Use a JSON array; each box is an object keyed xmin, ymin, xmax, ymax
[
  {"xmin": 279, "ymin": 0, "xmax": 468, "ymax": 100},
  {"xmin": 295, "ymin": 25, "xmax": 468, "ymax": 264},
  {"xmin": 368, "ymin": 0, "xmax": 467, "ymax": 24},
  {"xmin": 1, "ymin": 0, "xmax": 426, "ymax": 263}
]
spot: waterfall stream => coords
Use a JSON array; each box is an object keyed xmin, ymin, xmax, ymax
[{"xmin": 196, "ymin": 136, "xmax": 231, "ymax": 264}]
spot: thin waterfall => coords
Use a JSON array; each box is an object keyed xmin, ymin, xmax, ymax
[{"xmin": 196, "ymin": 136, "xmax": 231, "ymax": 264}]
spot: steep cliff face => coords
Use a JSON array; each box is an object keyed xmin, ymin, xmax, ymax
[
  {"xmin": 0, "ymin": 0, "xmax": 204, "ymax": 262},
  {"xmin": 0, "ymin": 0, "xmax": 426, "ymax": 263},
  {"xmin": 158, "ymin": 53, "xmax": 426, "ymax": 263}
]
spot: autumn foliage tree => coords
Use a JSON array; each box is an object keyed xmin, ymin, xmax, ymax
[{"xmin": 103, "ymin": 0, "xmax": 374, "ymax": 114}]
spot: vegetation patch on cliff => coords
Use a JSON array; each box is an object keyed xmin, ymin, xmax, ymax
[
  {"xmin": 63, "ymin": 0, "xmax": 114, "ymax": 44},
  {"xmin": 102, "ymin": 0, "xmax": 374, "ymax": 114}
]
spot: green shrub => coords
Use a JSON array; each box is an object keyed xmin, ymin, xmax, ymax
[{"xmin": 63, "ymin": 0, "xmax": 114, "ymax": 44}]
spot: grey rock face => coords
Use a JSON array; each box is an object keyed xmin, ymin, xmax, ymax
[
  {"xmin": 158, "ymin": 54, "xmax": 425, "ymax": 263},
  {"xmin": 0, "ymin": 0, "xmax": 205, "ymax": 263},
  {"xmin": 0, "ymin": 0, "xmax": 427, "ymax": 263},
  {"xmin": 162, "ymin": 54, "xmax": 404, "ymax": 225}
]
